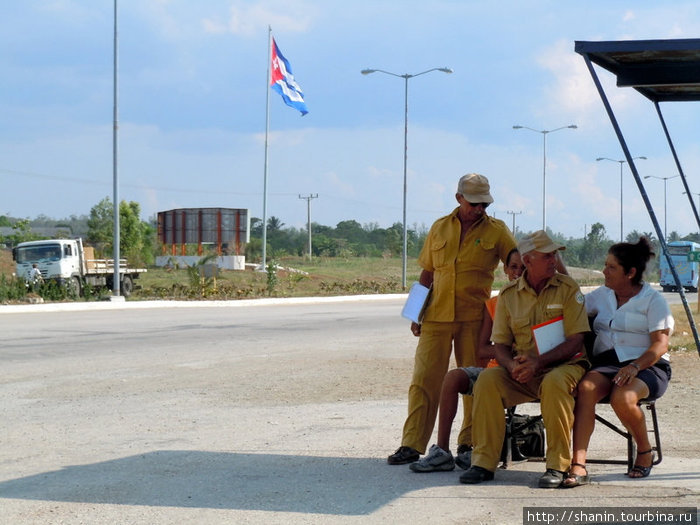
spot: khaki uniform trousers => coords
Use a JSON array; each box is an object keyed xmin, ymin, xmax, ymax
[
  {"xmin": 471, "ymin": 363, "xmax": 586, "ymax": 472},
  {"xmin": 401, "ymin": 319, "xmax": 480, "ymax": 453}
]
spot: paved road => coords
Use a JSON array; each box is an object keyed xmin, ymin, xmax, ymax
[
  {"xmin": 651, "ymin": 284, "xmax": 698, "ymax": 306},
  {"xmin": 0, "ymin": 296, "xmax": 698, "ymax": 524}
]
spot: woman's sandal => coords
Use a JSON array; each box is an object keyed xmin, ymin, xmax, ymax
[
  {"xmin": 627, "ymin": 449, "xmax": 654, "ymax": 478},
  {"xmin": 562, "ymin": 462, "xmax": 590, "ymax": 488}
]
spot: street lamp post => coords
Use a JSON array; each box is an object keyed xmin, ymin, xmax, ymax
[
  {"xmin": 512, "ymin": 124, "xmax": 577, "ymax": 230},
  {"xmin": 362, "ymin": 67, "xmax": 453, "ymax": 289},
  {"xmin": 596, "ymin": 156, "xmax": 647, "ymax": 241},
  {"xmin": 644, "ymin": 175, "xmax": 680, "ymax": 240}
]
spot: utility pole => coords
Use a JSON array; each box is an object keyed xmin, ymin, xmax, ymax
[
  {"xmin": 299, "ymin": 194, "xmax": 318, "ymax": 259},
  {"xmin": 506, "ymin": 210, "xmax": 522, "ymax": 235}
]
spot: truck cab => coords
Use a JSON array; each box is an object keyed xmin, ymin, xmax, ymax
[
  {"xmin": 13, "ymin": 238, "xmax": 146, "ymax": 297},
  {"xmin": 13, "ymin": 239, "xmax": 82, "ymax": 288}
]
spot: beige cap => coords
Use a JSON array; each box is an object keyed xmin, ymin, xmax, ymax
[
  {"xmin": 518, "ymin": 230, "xmax": 566, "ymax": 254},
  {"xmin": 458, "ymin": 173, "xmax": 494, "ymax": 204}
]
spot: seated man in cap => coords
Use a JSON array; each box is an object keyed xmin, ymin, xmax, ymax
[{"xmin": 460, "ymin": 230, "xmax": 590, "ymax": 488}]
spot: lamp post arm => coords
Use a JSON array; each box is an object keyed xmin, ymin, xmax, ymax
[{"xmin": 411, "ymin": 67, "xmax": 453, "ymax": 78}]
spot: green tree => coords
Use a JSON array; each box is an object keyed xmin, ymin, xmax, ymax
[
  {"xmin": 7, "ymin": 218, "xmax": 41, "ymax": 245},
  {"xmin": 385, "ymin": 223, "xmax": 403, "ymax": 256},
  {"xmin": 267, "ymin": 216, "xmax": 284, "ymax": 232},
  {"xmin": 580, "ymin": 222, "xmax": 611, "ymax": 267},
  {"xmin": 335, "ymin": 220, "xmax": 364, "ymax": 244},
  {"xmin": 667, "ymin": 231, "xmax": 681, "ymax": 242},
  {"xmin": 250, "ymin": 217, "xmax": 263, "ymax": 237},
  {"xmin": 87, "ymin": 197, "xmax": 113, "ymax": 251},
  {"xmin": 86, "ymin": 197, "xmax": 148, "ymax": 264},
  {"xmin": 119, "ymin": 201, "xmax": 149, "ymax": 265}
]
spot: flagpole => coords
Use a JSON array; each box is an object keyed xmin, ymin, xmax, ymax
[{"xmin": 261, "ymin": 26, "xmax": 272, "ymax": 271}]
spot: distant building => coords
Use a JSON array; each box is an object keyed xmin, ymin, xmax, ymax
[{"xmin": 155, "ymin": 207, "xmax": 250, "ymax": 270}]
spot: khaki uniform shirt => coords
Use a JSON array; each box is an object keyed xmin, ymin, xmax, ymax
[
  {"xmin": 492, "ymin": 270, "xmax": 589, "ymax": 361},
  {"xmin": 418, "ymin": 208, "xmax": 516, "ymax": 323}
]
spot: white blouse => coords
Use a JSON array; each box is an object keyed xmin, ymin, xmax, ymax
[{"xmin": 584, "ymin": 283, "xmax": 673, "ymax": 363}]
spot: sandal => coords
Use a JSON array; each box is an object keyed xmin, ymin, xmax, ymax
[
  {"xmin": 562, "ymin": 462, "xmax": 590, "ymax": 488},
  {"xmin": 627, "ymin": 449, "xmax": 654, "ymax": 478}
]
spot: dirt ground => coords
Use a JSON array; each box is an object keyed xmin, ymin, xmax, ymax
[{"xmin": 0, "ymin": 299, "xmax": 697, "ymax": 525}]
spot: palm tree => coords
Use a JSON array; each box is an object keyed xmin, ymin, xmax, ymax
[{"xmin": 267, "ymin": 216, "xmax": 284, "ymax": 232}]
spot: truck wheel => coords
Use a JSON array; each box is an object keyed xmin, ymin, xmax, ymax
[
  {"xmin": 69, "ymin": 276, "xmax": 82, "ymax": 297},
  {"xmin": 121, "ymin": 275, "xmax": 133, "ymax": 297}
]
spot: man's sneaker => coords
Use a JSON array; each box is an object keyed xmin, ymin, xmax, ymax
[
  {"xmin": 409, "ymin": 445, "xmax": 455, "ymax": 472},
  {"xmin": 387, "ymin": 446, "xmax": 419, "ymax": 465},
  {"xmin": 455, "ymin": 444, "xmax": 472, "ymax": 470}
]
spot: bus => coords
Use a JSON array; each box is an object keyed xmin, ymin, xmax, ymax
[{"xmin": 659, "ymin": 240, "xmax": 700, "ymax": 292}]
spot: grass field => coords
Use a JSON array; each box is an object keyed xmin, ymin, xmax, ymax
[
  {"xmin": 1, "ymin": 249, "xmax": 606, "ymax": 301},
  {"xmin": 134, "ymin": 254, "xmax": 609, "ymax": 300}
]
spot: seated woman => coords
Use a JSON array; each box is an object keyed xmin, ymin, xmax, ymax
[
  {"xmin": 409, "ymin": 248, "xmax": 525, "ymax": 472},
  {"xmin": 563, "ymin": 237, "xmax": 673, "ymax": 487}
]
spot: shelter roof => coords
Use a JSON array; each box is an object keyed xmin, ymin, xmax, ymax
[{"xmin": 575, "ymin": 39, "xmax": 700, "ymax": 102}]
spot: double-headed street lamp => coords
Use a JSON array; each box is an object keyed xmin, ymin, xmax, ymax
[
  {"xmin": 512, "ymin": 124, "xmax": 577, "ymax": 230},
  {"xmin": 644, "ymin": 175, "xmax": 680, "ymax": 240},
  {"xmin": 596, "ymin": 156, "xmax": 647, "ymax": 241},
  {"xmin": 362, "ymin": 67, "xmax": 453, "ymax": 289}
]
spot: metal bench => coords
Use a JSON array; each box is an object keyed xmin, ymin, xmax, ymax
[{"xmin": 500, "ymin": 398, "xmax": 662, "ymax": 470}]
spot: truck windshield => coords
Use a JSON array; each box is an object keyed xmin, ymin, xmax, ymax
[{"xmin": 15, "ymin": 244, "xmax": 63, "ymax": 263}]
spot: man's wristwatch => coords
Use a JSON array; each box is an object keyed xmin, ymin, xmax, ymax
[{"xmin": 630, "ymin": 362, "xmax": 641, "ymax": 372}]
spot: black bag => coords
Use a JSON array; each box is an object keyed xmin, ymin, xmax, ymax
[{"xmin": 500, "ymin": 413, "xmax": 545, "ymax": 462}]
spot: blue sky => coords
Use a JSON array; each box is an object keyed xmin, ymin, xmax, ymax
[{"xmin": 2, "ymin": 1, "xmax": 700, "ymax": 240}]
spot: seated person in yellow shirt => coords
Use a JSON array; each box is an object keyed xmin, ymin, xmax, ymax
[
  {"xmin": 460, "ymin": 230, "xmax": 590, "ymax": 488},
  {"xmin": 410, "ymin": 248, "xmax": 524, "ymax": 472}
]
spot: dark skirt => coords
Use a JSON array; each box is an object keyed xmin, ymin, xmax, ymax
[{"xmin": 590, "ymin": 349, "xmax": 672, "ymax": 400}]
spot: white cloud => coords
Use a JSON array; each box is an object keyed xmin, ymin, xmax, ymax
[
  {"xmin": 367, "ymin": 166, "xmax": 395, "ymax": 180},
  {"xmin": 325, "ymin": 171, "xmax": 356, "ymax": 196},
  {"xmin": 203, "ymin": 1, "xmax": 314, "ymax": 37},
  {"xmin": 536, "ymin": 39, "xmax": 640, "ymax": 128}
]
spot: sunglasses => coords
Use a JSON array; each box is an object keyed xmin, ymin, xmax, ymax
[{"xmin": 467, "ymin": 201, "xmax": 490, "ymax": 209}]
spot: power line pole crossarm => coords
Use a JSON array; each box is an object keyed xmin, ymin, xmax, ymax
[
  {"xmin": 506, "ymin": 210, "xmax": 522, "ymax": 235},
  {"xmin": 299, "ymin": 194, "xmax": 318, "ymax": 259}
]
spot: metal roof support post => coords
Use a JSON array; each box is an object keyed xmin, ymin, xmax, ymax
[
  {"xmin": 653, "ymin": 101, "xmax": 700, "ymax": 230},
  {"xmin": 578, "ymin": 48, "xmax": 700, "ymax": 356}
]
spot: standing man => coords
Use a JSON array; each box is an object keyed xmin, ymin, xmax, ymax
[
  {"xmin": 388, "ymin": 173, "xmax": 516, "ymax": 466},
  {"xmin": 460, "ymin": 230, "xmax": 590, "ymax": 487}
]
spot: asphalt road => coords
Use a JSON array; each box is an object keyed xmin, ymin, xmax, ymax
[{"xmin": 0, "ymin": 295, "xmax": 698, "ymax": 524}]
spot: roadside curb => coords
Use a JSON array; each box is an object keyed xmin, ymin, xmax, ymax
[
  {"xmin": 0, "ymin": 293, "xmax": 408, "ymax": 314},
  {"xmin": 0, "ymin": 287, "xmax": 605, "ymax": 314}
]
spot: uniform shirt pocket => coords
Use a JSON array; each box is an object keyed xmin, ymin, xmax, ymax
[
  {"xmin": 512, "ymin": 316, "xmax": 534, "ymax": 351},
  {"xmin": 430, "ymin": 238, "xmax": 449, "ymax": 268}
]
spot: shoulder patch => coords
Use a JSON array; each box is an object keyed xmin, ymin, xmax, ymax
[{"xmin": 575, "ymin": 291, "xmax": 584, "ymax": 304}]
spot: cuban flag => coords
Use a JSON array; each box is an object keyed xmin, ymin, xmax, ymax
[{"xmin": 270, "ymin": 38, "xmax": 308, "ymax": 116}]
